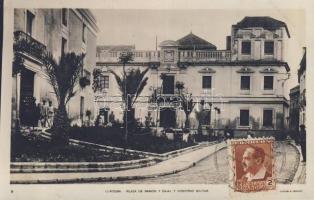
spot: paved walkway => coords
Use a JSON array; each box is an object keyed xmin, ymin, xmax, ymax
[
  {"xmin": 292, "ymin": 142, "xmax": 306, "ymax": 184},
  {"xmin": 103, "ymin": 141, "xmax": 300, "ymax": 184},
  {"xmin": 11, "ymin": 142, "xmax": 226, "ymax": 184}
]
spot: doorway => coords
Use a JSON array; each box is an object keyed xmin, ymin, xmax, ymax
[
  {"xmin": 160, "ymin": 108, "xmax": 176, "ymax": 128},
  {"xmin": 19, "ymin": 69, "xmax": 35, "ymax": 125}
]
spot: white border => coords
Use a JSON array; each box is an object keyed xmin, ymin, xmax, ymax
[{"xmin": 1, "ymin": 0, "xmax": 314, "ymax": 200}]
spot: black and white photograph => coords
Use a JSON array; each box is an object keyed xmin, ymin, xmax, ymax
[{"xmin": 1, "ymin": 0, "xmax": 313, "ymax": 199}]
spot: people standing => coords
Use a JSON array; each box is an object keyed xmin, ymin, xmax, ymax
[
  {"xmin": 47, "ymin": 101, "xmax": 55, "ymax": 128},
  {"xmin": 35, "ymin": 102, "xmax": 41, "ymax": 129},
  {"xmin": 109, "ymin": 111, "xmax": 115, "ymax": 124},
  {"xmin": 29, "ymin": 97, "xmax": 38, "ymax": 131},
  {"xmin": 224, "ymin": 126, "xmax": 234, "ymax": 140},
  {"xmin": 38, "ymin": 102, "xmax": 44, "ymax": 127},
  {"xmin": 42, "ymin": 100, "xmax": 49, "ymax": 128},
  {"xmin": 299, "ymin": 124, "xmax": 306, "ymax": 162}
]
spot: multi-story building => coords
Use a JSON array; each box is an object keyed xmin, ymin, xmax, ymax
[
  {"xmin": 12, "ymin": 9, "xmax": 98, "ymax": 127},
  {"xmin": 289, "ymin": 85, "xmax": 300, "ymax": 131},
  {"xmin": 95, "ymin": 16, "xmax": 290, "ymax": 130},
  {"xmin": 298, "ymin": 47, "xmax": 306, "ymax": 126}
]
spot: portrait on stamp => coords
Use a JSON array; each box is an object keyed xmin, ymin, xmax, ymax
[{"xmin": 229, "ymin": 138, "xmax": 275, "ymax": 192}]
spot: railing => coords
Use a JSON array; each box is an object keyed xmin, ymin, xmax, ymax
[
  {"xmin": 96, "ymin": 49, "xmax": 232, "ymax": 63},
  {"xmin": 14, "ymin": 31, "xmax": 47, "ymax": 61},
  {"xmin": 97, "ymin": 50, "xmax": 160, "ymax": 63},
  {"xmin": 154, "ymin": 87, "xmax": 189, "ymax": 96},
  {"xmin": 179, "ymin": 50, "xmax": 231, "ymax": 62},
  {"xmin": 149, "ymin": 87, "xmax": 190, "ymax": 107}
]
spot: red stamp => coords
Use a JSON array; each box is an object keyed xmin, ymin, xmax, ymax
[{"xmin": 228, "ymin": 138, "xmax": 275, "ymax": 192}]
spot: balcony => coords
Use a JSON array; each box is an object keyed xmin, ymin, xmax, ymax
[
  {"xmin": 149, "ymin": 86, "xmax": 189, "ymax": 107},
  {"xmin": 14, "ymin": 31, "xmax": 47, "ymax": 61},
  {"xmin": 179, "ymin": 50, "xmax": 231, "ymax": 62},
  {"xmin": 79, "ymin": 69, "xmax": 91, "ymax": 88}
]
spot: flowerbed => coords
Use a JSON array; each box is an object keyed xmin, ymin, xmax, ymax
[
  {"xmin": 11, "ymin": 132, "xmax": 141, "ymax": 162},
  {"xmin": 67, "ymin": 126, "xmax": 196, "ymax": 154}
]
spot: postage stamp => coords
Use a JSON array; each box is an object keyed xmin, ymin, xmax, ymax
[{"xmin": 228, "ymin": 138, "xmax": 275, "ymax": 193}]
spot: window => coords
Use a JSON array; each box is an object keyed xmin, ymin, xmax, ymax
[
  {"xmin": 241, "ymin": 76, "xmax": 250, "ymax": 90},
  {"xmin": 62, "ymin": 8, "xmax": 68, "ymax": 26},
  {"xmin": 82, "ymin": 23, "xmax": 86, "ymax": 43},
  {"xmin": 26, "ymin": 11, "xmax": 35, "ymax": 36},
  {"xmin": 264, "ymin": 41, "xmax": 274, "ymax": 55},
  {"xmin": 202, "ymin": 76, "xmax": 212, "ymax": 89},
  {"xmin": 241, "ymin": 41, "xmax": 251, "ymax": 55},
  {"xmin": 61, "ymin": 37, "xmax": 67, "ymax": 56},
  {"xmin": 263, "ymin": 109, "xmax": 273, "ymax": 127},
  {"xmin": 240, "ymin": 109, "xmax": 249, "ymax": 126},
  {"xmin": 264, "ymin": 76, "xmax": 274, "ymax": 90},
  {"xmin": 97, "ymin": 75, "xmax": 109, "ymax": 91},
  {"xmin": 98, "ymin": 75, "xmax": 109, "ymax": 90}
]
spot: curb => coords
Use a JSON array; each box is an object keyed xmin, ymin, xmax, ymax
[
  {"xmin": 11, "ymin": 157, "xmax": 157, "ymax": 173},
  {"xmin": 11, "ymin": 142, "xmax": 226, "ymax": 184}
]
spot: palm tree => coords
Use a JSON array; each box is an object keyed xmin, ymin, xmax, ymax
[
  {"xmin": 43, "ymin": 52, "xmax": 85, "ymax": 145},
  {"xmin": 110, "ymin": 52, "xmax": 149, "ymax": 144}
]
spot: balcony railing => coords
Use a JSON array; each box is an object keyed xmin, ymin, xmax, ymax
[
  {"xmin": 97, "ymin": 50, "xmax": 160, "ymax": 63},
  {"xmin": 179, "ymin": 50, "xmax": 231, "ymax": 62},
  {"xmin": 154, "ymin": 87, "xmax": 189, "ymax": 96},
  {"xmin": 14, "ymin": 31, "xmax": 47, "ymax": 61}
]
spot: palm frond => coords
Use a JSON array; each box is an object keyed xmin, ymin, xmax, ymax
[{"xmin": 43, "ymin": 52, "xmax": 84, "ymax": 105}]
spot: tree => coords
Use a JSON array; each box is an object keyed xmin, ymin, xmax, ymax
[
  {"xmin": 43, "ymin": 52, "xmax": 85, "ymax": 145},
  {"xmin": 110, "ymin": 52, "xmax": 149, "ymax": 144},
  {"xmin": 92, "ymin": 68, "xmax": 102, "ymax": 92},
  {"xmin": 176, "ymin": 82, "xmax": 195, "ymax": 128}
]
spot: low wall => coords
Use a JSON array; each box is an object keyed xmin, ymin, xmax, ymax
[
  {"xmin": 204, "ymin": 128, "xmax": 286, "ymax": 140},
  {"xmin": 11, "ymin": 157, "xmax": 157, "ymax": 173}
]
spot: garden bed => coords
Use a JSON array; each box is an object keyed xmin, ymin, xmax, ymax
[
  {"xmin": 66, "ymin": 126, "xmax": 196, "ymax": 154},
  {"xmin": 11, "ymin": 132, "xmax": 141, "ymax": 162}
]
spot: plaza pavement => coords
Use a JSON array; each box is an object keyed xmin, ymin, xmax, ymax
[{"xmin": 11, "ymin": 141, "xmax": 226, "ymax": 184}]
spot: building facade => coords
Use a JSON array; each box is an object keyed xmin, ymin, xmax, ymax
[
  {"xmin": 298, "ymin": 48, "xmax": 306, "ymax": 126},
  {"xmin": 12, "ymin": 9, "xmax": 98, "ymax": 127},
  {"xmin": 289, "ymin": 85, "xmax": 300, "ymax": 131},
  {"xmin": 95, "ymin": 17, "xmax": 290, "ymax": 130}
]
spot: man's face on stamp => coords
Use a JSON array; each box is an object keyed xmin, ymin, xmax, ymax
[{"xmin": 242, "ymin": 146, "xmax": 265, "ymax": 178}]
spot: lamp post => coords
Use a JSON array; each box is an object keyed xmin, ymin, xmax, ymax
[{"xmin": 200, "ymin": 100, "xmax": 212, "ymax": 141}]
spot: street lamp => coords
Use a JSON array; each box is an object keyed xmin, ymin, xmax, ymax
[{"xmin": 200, "ymin": 100, "xmax": 212, "ymax": 141}]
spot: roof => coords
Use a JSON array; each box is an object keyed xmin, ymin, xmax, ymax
[
  {"xmin": 233, "ymin": 16, "xmax": 290, "ymax": 38},
  {"xmin": 97, "ymin": 45, "xmax": 135, "ymax": 53},
  {"xmin": 177, "ymin": 33, "xmax": 217, "ymax": 50},
  {"xmin": 159, "ymin": 40, "xmax": 179, "ymax": 47}
]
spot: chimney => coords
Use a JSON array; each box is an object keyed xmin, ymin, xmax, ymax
[{"xmin": 226, "ymin": 36, "xmax": 231, "ymax": 50}]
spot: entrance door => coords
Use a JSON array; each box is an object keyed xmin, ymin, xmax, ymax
[
  {"xmin": 162, "ymin": 75, "xmax": 174, "ymax": 94},
  {"xmin": 99, "ymin": 108, "xmax": 108, "ymax": 124},
  {"xmin": 160, "ymin": 108, "xmax": 176, "ymax": 128},
  {"xmin": 20, "ymin": 69, "xmax": 35, "ymax": 125}
]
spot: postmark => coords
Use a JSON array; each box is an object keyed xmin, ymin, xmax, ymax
[{"xmin": 228, "ymin": 138, "xmax": 275, "ymax": 193}]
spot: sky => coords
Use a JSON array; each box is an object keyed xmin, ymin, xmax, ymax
[{"xmin": 92, "ymin": 9, "xmax": 305, "ymax": 96}]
